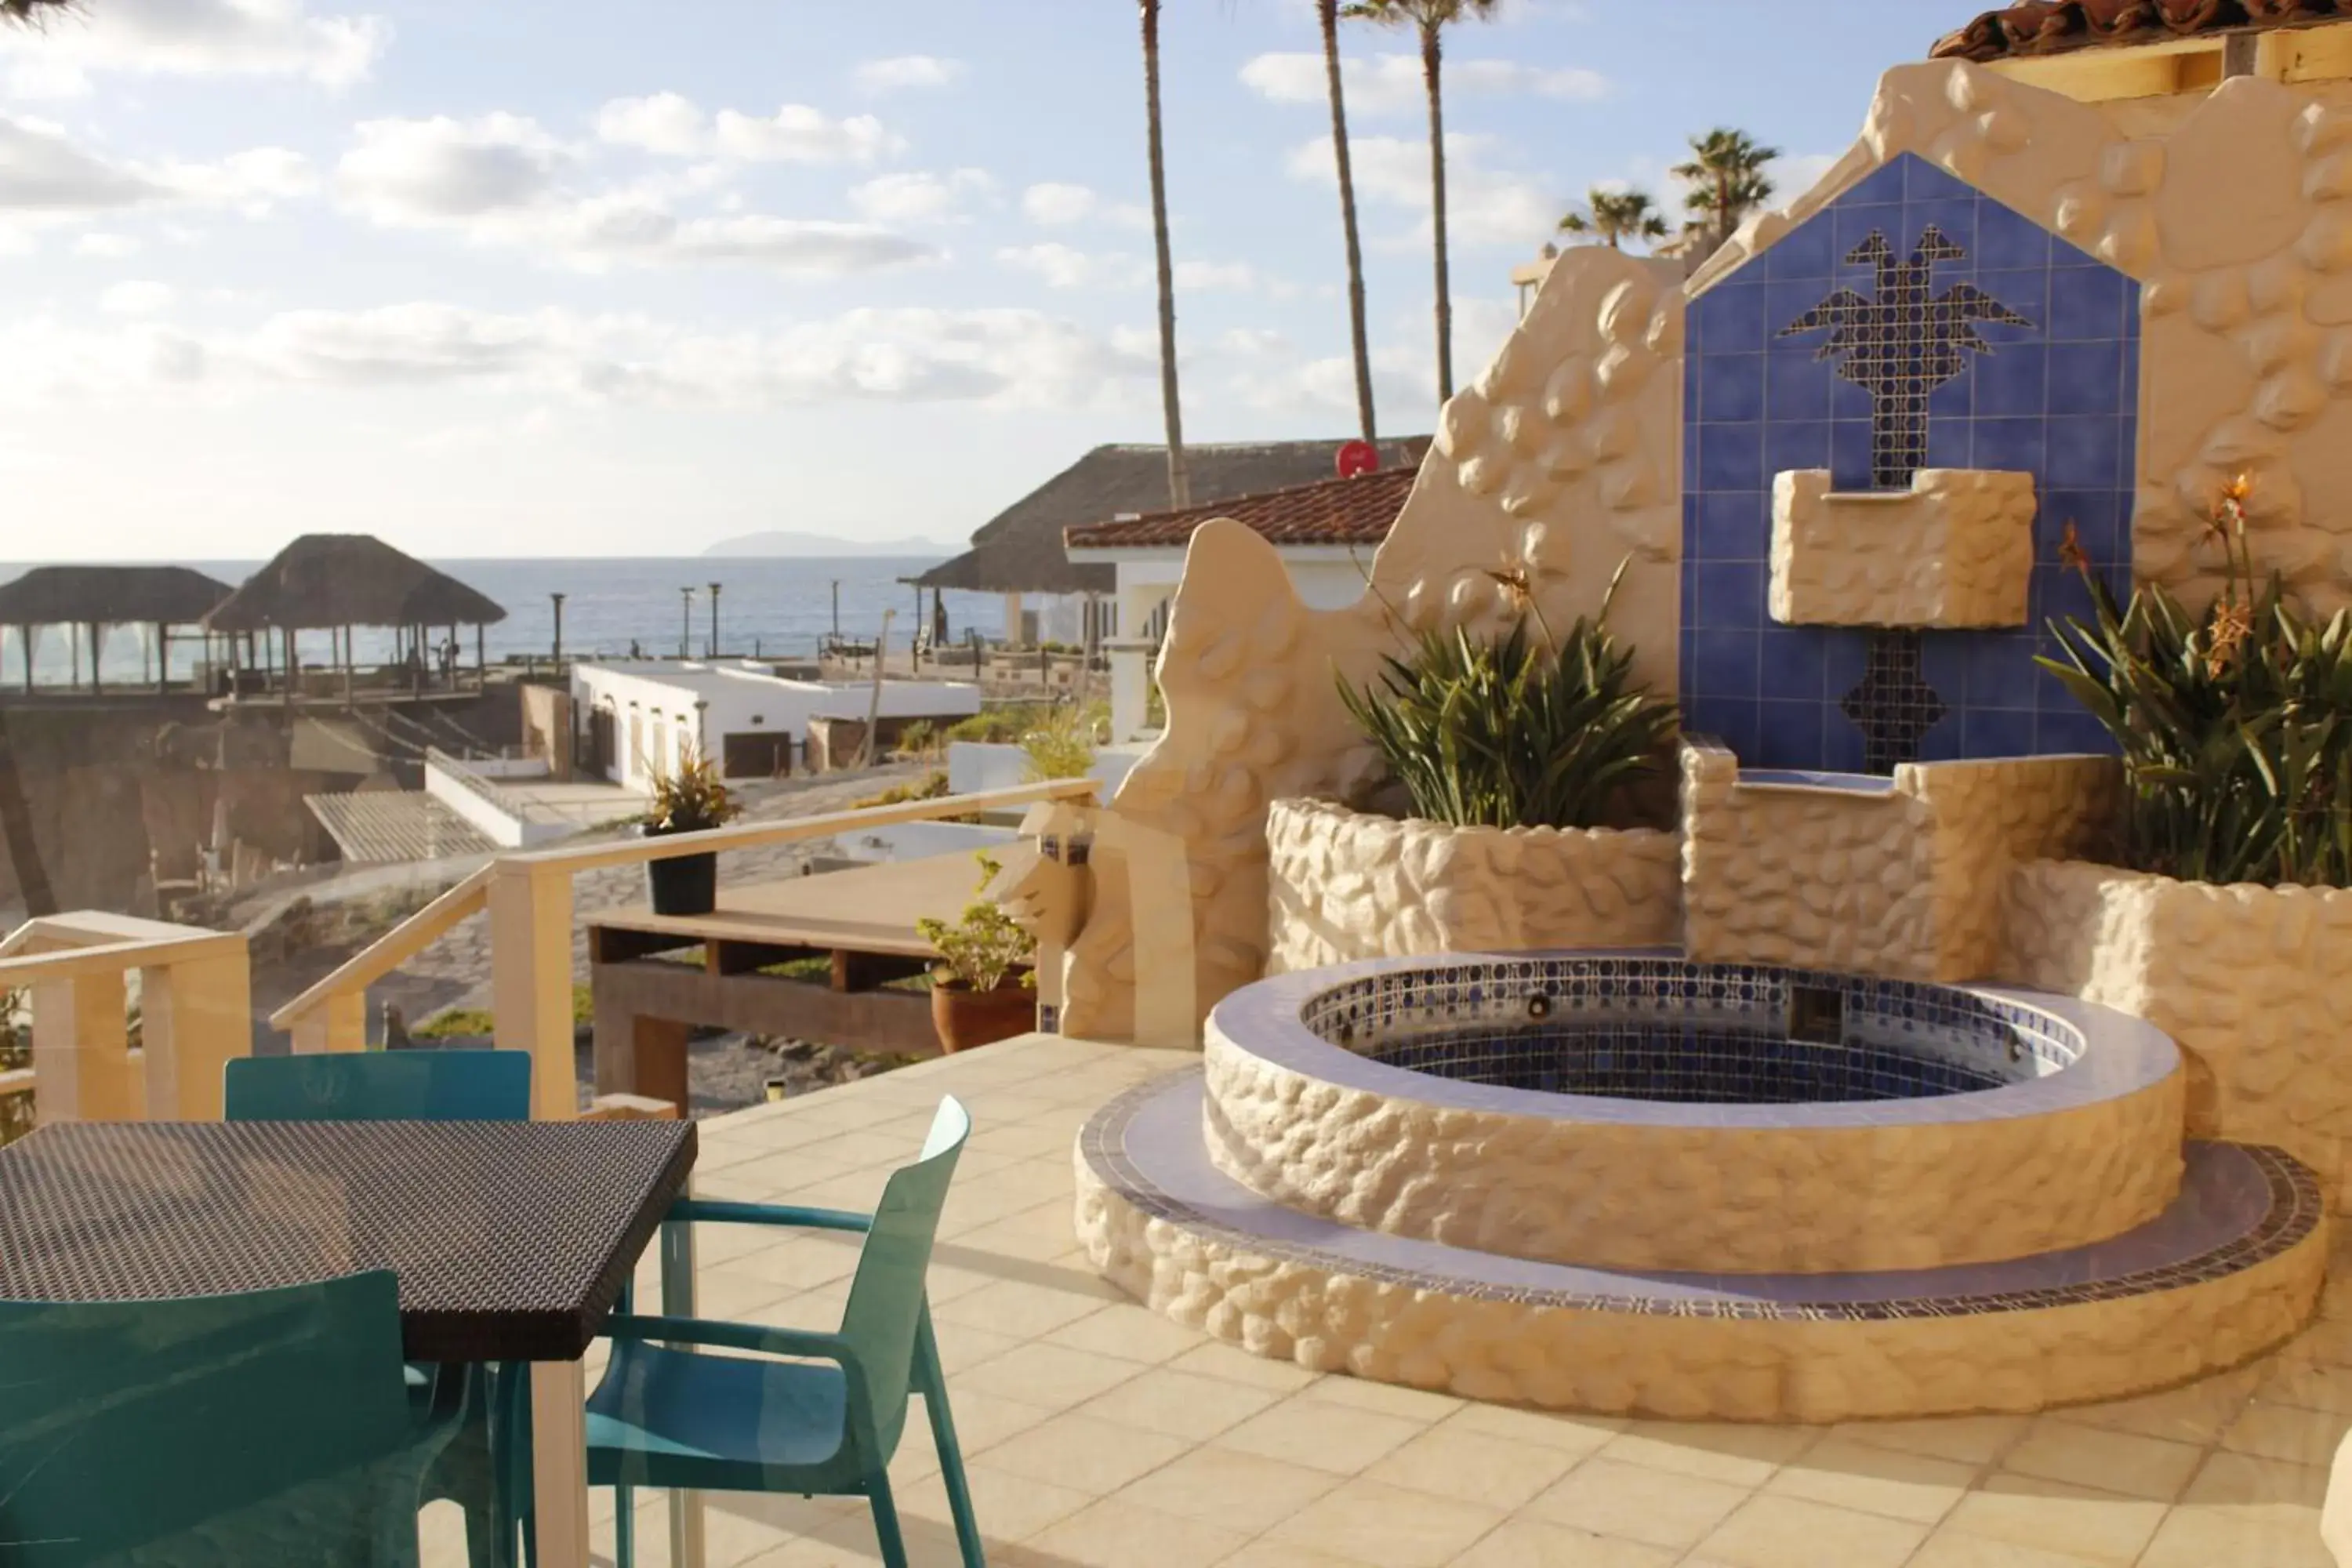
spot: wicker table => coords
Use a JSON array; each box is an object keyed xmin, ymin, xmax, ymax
[{"xmin": 0, "ymin": 1119, "xmax": 698, "ymax": 1567}]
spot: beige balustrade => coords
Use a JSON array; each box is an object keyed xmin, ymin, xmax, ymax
[
  {"xmin": 0, "ymin": 910, "xmax": 253, "ymax": 1125},
  {"xmin": 270, "ymin": 779, "xmax": 1102, "ymax": 1121}
]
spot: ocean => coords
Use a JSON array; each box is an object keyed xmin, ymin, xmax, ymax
[{"xmin": 0, "ymin": 557, "xmax": 1010, "ymax": 688}]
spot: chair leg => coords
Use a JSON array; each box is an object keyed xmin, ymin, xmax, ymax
[
  {"xmin": 614, "ymin": 1483, "xmax": 635, "ymax": 1568},
  {"xmin": 916, "ymin": 1310, "xmax": 985, "ymax": 1567},
  {"xmin": 865, "ymin": 1466, "xmax": 909, "ymax": 1568}
]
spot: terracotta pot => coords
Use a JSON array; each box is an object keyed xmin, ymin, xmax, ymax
[{"xmin": 931, "ymin": 979, "xmax": 1036, "ymax": 1053}]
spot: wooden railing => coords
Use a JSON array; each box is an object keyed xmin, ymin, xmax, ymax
[
  {"xmin": 271, "ymin": 779, "xmax": 1102, "ymax": 1120},
  {"xmin": 0, "ymin": 911, "xmax": 253, "ymax": 1125}
]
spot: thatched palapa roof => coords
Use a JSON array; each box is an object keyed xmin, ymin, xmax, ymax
[
  {"xmin": 912, "ymin": 437, "xmax": 1428, "ymax": 597},
  {"xmin": 0, "ymin": 565, "xmax": 233, "ymax": 626},
  {"xmin": 205, "ymin": 534, "xmax": 506, "ymax": 632}
]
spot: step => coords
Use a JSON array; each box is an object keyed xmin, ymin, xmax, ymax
[{"xmin": 1076, "ymin": 1069, "xmax": 2328, "ymax": 1423}]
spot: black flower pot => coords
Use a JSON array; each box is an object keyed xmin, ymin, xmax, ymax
[{"xmin": 641, "ymin": 826, "xmax": 718, "ymax": 916}]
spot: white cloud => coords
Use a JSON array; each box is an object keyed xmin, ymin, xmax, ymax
[
  {"xmin": 100, "ymin": 279, "xmax": 176, "ymax": 315},
  {"xmin": 849, "ymin": 169, "xmax": 993, "ymax": 224},
  {"xmin": 0, "ymin": 302, "xmax": 1156, "ymax": 412},
  {"xmin": 852, "ymin": 55, "xmax": 964, "ymax": 93},
  {"xmin": 338, "ymin": 114, "xmax": 933, "ymax": 275},
  {"xmin": 1763, "ymin": 151, "xmax": 1841, "ymax": 205},
  {"xmin": 0, "ymin": 0, "xmax": 387, "ymax": 92},
  {"xmin": 996, "ymin": 241, "xmax": 1140, "ymax": 290},
  {"xmin": 1240, "ymin": 52, "xmax": 1606, "ymax": 114},
  {"xmin": 1174, "ymin": 259, "xmax": 1258, "ymax": 292},
  {"xmin": 0, "ymin": 116, "xmax": 314, "ymax": 244},
  {"xmin": 1288, "ymin": 131, "xmax": 1554, "ymax": 249},
  {"xmin": 75, "ymin": 230, "xmax": 138, "ymax": 258},
  {"xmin": 597, "ymin": 95, "xmax": 902, "ymax": 164},
  {"xmin": 1018, "ymin": 180, "xmax": 1148, "ymax": 230}
]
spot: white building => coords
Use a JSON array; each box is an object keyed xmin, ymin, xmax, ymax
[
  {"xmin": 570, "ymin": 659, "xmax": 982, "ymax": 788},
  {"xmin": 1063, "ymin": 465, "xmax": 1418, "ymax": 743}
]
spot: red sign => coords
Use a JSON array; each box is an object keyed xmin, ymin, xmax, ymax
[{"xmin": 1335, "ymin": 440, "xmax": 1380, "ymax": 479}]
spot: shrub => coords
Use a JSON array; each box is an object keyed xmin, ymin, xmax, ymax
[
  {"xmin": 2038, "ymin": 478, "xmax": 2352, "ymax": 887},
  {"xmin": 1021, "ymin": 705, "xmax": 1098, "ymax": 782},
  {"xmin": 915, "ymin": 853, "xmax": 1036, "ymax": 992},
  {"xmin": 893, "ymin": 720, "xmax": 938, "ymax": 760},
  {"xmin": 1340, "ymin": 561, "xmax": 1677, "ymax": 830},
  {"xmin": 642, "ymin": 747, "xmax": 740, "ymax": 834},
  {"xmin": 0, "ymin": 988, "xmax": 27, "ymax": 1149},
  {"xmin": 852, "ymin": 771, "xmax": 949, "ymax": 811}
]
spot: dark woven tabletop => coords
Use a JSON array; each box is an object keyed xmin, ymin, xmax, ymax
[{"xmin": 0, "ymin": 1120, "xmax": 696, "ymax": 1363}]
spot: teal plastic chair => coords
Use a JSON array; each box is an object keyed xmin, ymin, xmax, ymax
[
  {"xmin": 226, "ymin": 1048, "xmax": 532, "ymax": 1567},
  {"xmin": 225, "ymin": 1049, "xmax": 532, "ymax": 1123},
  {"xmin": 579, "ymin": 1096, "xmax": 983, "ymax": 1568},
  {"xmin": 0, "ymin": 1272, "xmax": 460, "ymax": 1566}
]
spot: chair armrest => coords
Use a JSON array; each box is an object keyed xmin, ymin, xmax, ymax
[
  {"xmin": 669, "ymin": 1197, "xmax": 873, "ymax": 1234},
  {"xmin": 601, "ymin": 1312, "xmax": 862, "ymax": 1368}
]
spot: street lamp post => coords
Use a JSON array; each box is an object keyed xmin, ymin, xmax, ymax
[
  {"xmin": 550, "ymin": 592, "xmax": 565, "ymax": 666},
  {"xmin": 708, "ymin": 582, "xmax": 722, "ymax": 659},
  {"xmin": 678, "ymin": 586, "xmax": 695, "ymax": 659}
]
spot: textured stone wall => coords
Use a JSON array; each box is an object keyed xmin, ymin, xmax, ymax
[
  {"xmin": 2001, "ymin": 860, "xmax": 2352, "ymax": 1205},
  {"xmin": 1263, "ymin": 798, "xmax": 1681, "ymax": 975},
  {"xmin": 1075, "ymin": 1151, "xmax": 2323, "ymax": 1423},
  {"xmin": 1770, "ymin": 469, "xmax": 2039, "ymax": 628},
  {"xmin": 1200, "ymin": 1018, "xmax": 2183, "ymax": 1276},
  {"xmin": 1682, "ymin": 742, "xmax": 2117, "ymax": 981}
]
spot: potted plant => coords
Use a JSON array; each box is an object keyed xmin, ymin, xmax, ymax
[
  {"xmin": 1269, "ymin": 561, "xmax": 1683, "ymax": 970},
  {"xmin": 2004, "ymin": 477, "xmax": 2352, "ymax": 1198},
  {"xmin": 639, "ymin": 747, "xmax": 741, "ymax": 916},
  {"xmin": 916, "ymin": 853, "xmax": 1037, "ymax": 1052}
]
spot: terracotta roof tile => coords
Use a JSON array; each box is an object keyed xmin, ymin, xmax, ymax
[
  {"xmin": 1063, "ymin": 465, "xmax": 1417, "ymax": 553},
  {"xmin": 1933, "ymin": 0, "xmax": 2351, "ymax": 62}
]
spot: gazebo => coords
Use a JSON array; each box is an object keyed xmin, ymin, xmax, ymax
[
  {"xmin": 0, "ymin": 565, "xmax": 233, "ymax": 695},
  {"xmin": 202, "ymin": 534, "xmax": 507, "ymax": 706}
]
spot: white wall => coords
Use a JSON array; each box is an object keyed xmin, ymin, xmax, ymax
[
  {"xmin": 946, "ymin": 739, "xmax": 1142, "ymax": 799},
  {"xmin": 572, "ymin": 660, "xmax": 982, "ymax": 786},
  {"xmin": 423, "ymin": 752, "xmax": 571, "ymax": 848}
]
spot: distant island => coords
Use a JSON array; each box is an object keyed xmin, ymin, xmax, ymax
[{"xmin": 702, "ymin": 530, "xmax": 956, "ymax": 558}]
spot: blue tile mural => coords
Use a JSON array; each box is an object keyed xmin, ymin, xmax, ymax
[{"xmin": 1680, "ymin": 152, "xmax": 2137, "ymax": 771}]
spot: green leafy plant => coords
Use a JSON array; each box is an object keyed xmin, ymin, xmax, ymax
[
  {"xmin": 641, "ymin": 747, "xmax": 741, "ymax": 835},
  {"xmin": 0, "ymin": 987, "xmax": 27, "ymax": 1149},
  {"xmin": 893, "ymin": 720, "xmax": 938, "ymax": 760},
  {"xmin": 916, "ymin": 853, "xmax": 1037, "ymax": 993},
  {"xmin": 1339, "ymin": 561, "xmax": 1677, "ymax": 830},
  {"xmin": 2038, "ymin": 478, "xmax": 2352, "ymax": 888},
  {"xmin": 1021, "ymin": 704, "xmax": 1098, "ymax": 782},
  {"xmin": 946, "ymin": 705, "xmax": 1047, "ymax": 745}
]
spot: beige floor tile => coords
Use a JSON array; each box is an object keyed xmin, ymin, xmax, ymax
[
  {"xmin": 2183, "ymin": 1446, "xmax": 2333, "ymax": 1508},
  {"xmin": 1828, "ymin": 1415, "xmax": 2031, "ymax": 1466},
  {"xmin": 1595, "ymin": 1421, "xmax": 1819, "ymax": 1488},
  {"xmin": 1075, "ymin": 1367, "xmax": 1283, "ymax": 1442},
  {"xmin": 1044, "ymin": 1302, "xmax": 1210, "ymax": 1365},
  {"xmin": 928, "ymin": 1319, "xmax": 1024, "ymax": 1377},
  {"xmin": 1761, "ymin": 1435, "xmax": 1974, "ymax": 1523},
  {"xmin": 1362, "ymin": 1423, "xmax": 1584, "ymax": 1512},
  {"xmin": 895, "ymin": 1457, "xmax": 1094, "ymax": 1541},
  {"xmin": 2220, "ymin": 1399, "xmax": 2352, "ymax": 1468},
  {"xmin": 1903, "ymin": 1530, "xmax": 2118, "ymax": 1567},
  {"xmin": 1022, "ymin": 1497, "xmax": 1250, "ymax": 1567},
  {"xmin": 931, "ymin": 1276, "xmax": 1119, "ymax": 1338},
  {"xmin": 2135, "ymin": 1503, "xmax": 2337, "ymax": 1568},
  {"xmin": 1523, "ymin": 1456, "xmax": 1752, "ymax": 1550},
  {"xmin": 931, "ymin": 1387, "xmax": 1060, "ymax": 1456},
  {"xmin": 1299, "ymin": 1374, "xmax": 1465, "ymax": 1423},
  {"xmin": 2274, "ymin": 1316, "xmax": 2352, "ymax": 1368},
  {"xmin": 1691, "ymin": 1494, "xmax": 1925, "ymax": 1568},
  {"xmin": 1212, "ymin": 1541, "xmax": 1365, "ymax": 1567},
  {"xmin": 1115, "ymin": 1443, "xmax": 1341, "ymax": 1534},
  {"xmin": 1164, "ymin": 1339, "xmax": 1322, "ymax": 1393},
  {"xmin": 959, "ymin": 1341, "xmax": 1145, "ymax": 1410},
  {"xmin": 2056, "ymin": 1367, "xmax": 2260, "ymax": 1446},
  {"xmin": 1941, "ymin": 1474, "xmax": 2165, "ymax": 1563},
  {"xmin": 1266, "ymin": 1475, "xmax": 1504, "ymax": 1568},
  {"xmin": 1218, "ymin": 1392, "xmax": 1435, "ymax": 1475},
  {"xmin": 1442, "ymin": 1518, "xmax": 1675, "ymax": 1567},
  {"xmin": 728, "ymin": 1234, "xmax": 863, "ymax": 1290},
  {"xmin": 980, "ymin": 1411, "xmax": 1191, "ymax": 1496},
  {"xmin": 1998, "ymin": 1420, "xmax": 2205, "ymax": 1501},
  {"xmin": 688, "ymin": 1265, "xmax": 799, "ymax": 1322},
  {"xmin": 2262, "ymin": 1358, "xmax": 2352, "ymax": 1417},
  {"xmin": 698, "ymin": 1490, "xmax": 863, "ymax": 1567},
  {"xmin": 1434, "ymin": 1401, "xmax": 1623, "ymax": 1457}
]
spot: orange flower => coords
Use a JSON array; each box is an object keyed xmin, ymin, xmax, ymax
[
  {"xmin": 1484, "ymin": 561, "xmax": 1535, "ymax": 613},
  {"xmin": 2220, "ymin": 471, "xmax": 2256, "ymax": 506},
  {"xmin": 2206, "ymin": 594, "xmax": 2253, "ymax": 680},
  {"xmin": 2056, "ymin": 519, "xmax": 2090, "ymax": 572}
]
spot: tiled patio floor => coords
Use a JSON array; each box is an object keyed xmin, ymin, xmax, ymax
[{"xmin": 426, "ymin": 1033, "xmax": 2352, "ymax": 1567}]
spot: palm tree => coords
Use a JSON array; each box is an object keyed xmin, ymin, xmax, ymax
[
  {"xmin": 1344, "ymin": 0, "xmax": 1499, "ymax": 405},
  {"xmin": 1319, "ymin": 0, "xmax": 1376, "ymax": 443},
  {"xmin": 1675, "ymin": 127, "xmax": 1780, "ymax": 254},
  {"xmin": 1138, "ymin": 0, "xmax": 1189, "ymax": 509},
  {"xmin": 1559, "ymin": 188, "xmax": 1671, "ymax": 252},
  {"xmin": 0, "ymin": 1, "xmax": 76, "ymax": 20}
]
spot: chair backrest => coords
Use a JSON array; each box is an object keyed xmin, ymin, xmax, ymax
[
  {"xmin": 838, "ymin": 1096, "xmax": 971, "ymax": 1456},
  {"xmin": 0, "ymin": 1272, "xmax": 418, "ymax": 1566},
  {"xmin": 225, "ymin": 1049, "xmax": 531, "ymax": 1122}
]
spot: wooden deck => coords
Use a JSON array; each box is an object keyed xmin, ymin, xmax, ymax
[{"xmin": 587, "ymin": 852, "xmax": 980, "ymax": 963}]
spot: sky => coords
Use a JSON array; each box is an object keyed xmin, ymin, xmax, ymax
[{"xmin": 0, "ymin": 0, "xmax": 1962, "ymax": 561}]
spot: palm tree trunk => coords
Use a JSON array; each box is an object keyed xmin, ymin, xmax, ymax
[
  {"xmin": 1141, "ymin": 0, "xmax": 1190, "ymax": 509},
  {"xmin": 1321, "ymin": 0, "xmax": 1376, "ymax": 444},
  {"xmin": 0, "ymin": 713, "xmax": 54, "ymax": 917},
  {"xmin": 1420, "ymin": 20, "xmax": 1453, "ymax": 405},
  {"xmin": 1716, "ymin": 169, "xmax": 1733, "ymax": 251}
]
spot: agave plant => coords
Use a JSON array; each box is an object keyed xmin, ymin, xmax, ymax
[
  {"xmin": 2038, "ymin": 481, "xmax": 2352, "ymax": 888},
  {"xmin": 1340, "ymin": 562, "xmax": 1678, "ymax": 830}
]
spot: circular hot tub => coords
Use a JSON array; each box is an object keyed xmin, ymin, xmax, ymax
[{"xmin": 1203, "ymin": 950, "xmax": 2185, "ymax": 1274}]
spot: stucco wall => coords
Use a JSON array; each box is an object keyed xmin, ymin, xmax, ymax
[
  {"xmin": 1770, "ymin": 468, "xmax": 2040, "ymax": 629},
  {"xmin": 1263, "ymin": 798, "xmax": 1680, "ymax": 973},
  {"xmin": 2001, "ymin": 859, "xmax": 2352, "ymax": 1206}
]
